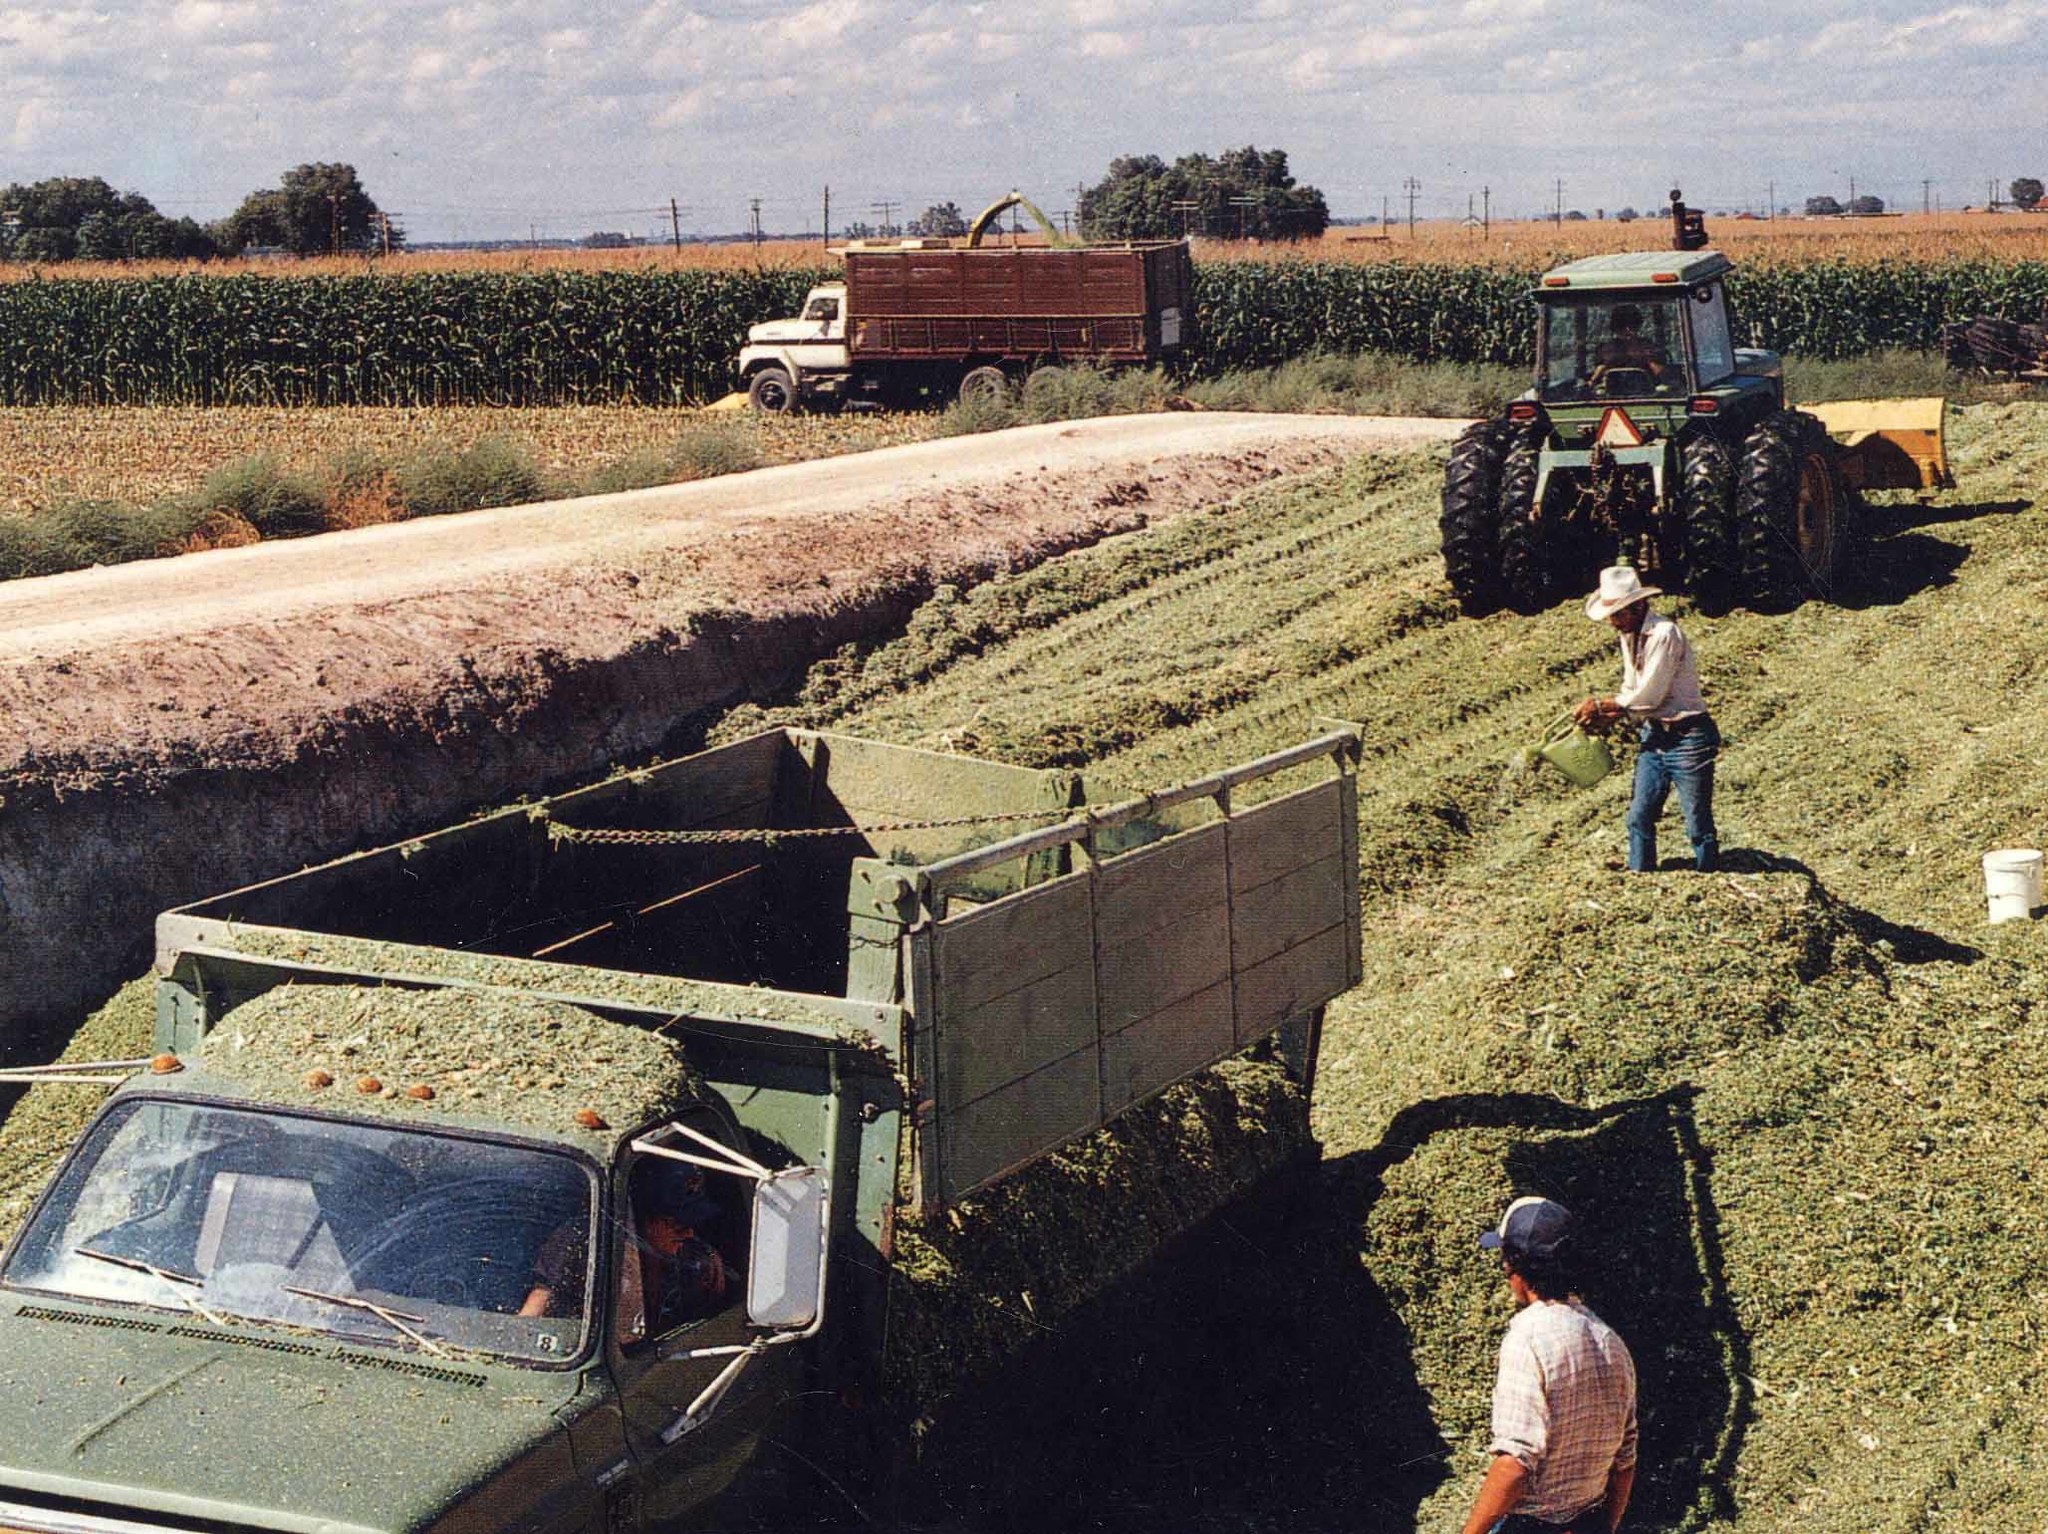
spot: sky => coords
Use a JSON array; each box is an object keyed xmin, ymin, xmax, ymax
[{"xmin": 1, "ymin": 0, "xmax": 2044, "ymax": 243}]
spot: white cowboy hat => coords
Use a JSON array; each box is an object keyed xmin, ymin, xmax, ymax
[{"xmin": 1584, "ymin": 565, "xmax": 1661, "ymax": 620}]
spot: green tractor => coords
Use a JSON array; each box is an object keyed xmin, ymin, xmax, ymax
[{"xmin": 1441, "ymin": 193, "xmax": 1950, "ymax": 616}]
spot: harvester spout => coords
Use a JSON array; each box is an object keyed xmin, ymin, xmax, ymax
[
  {"xmin": 1806, "ymin": 397, "xmax": 1954, "ymax": 493},
  {"xmin": 1669, "ymin": 188, "xmax": 1708, "ymax": 251}
]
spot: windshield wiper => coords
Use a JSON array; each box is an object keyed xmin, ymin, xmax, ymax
[
  {"xmin": 281, "ymin": 1285, "xmax": 451, "ymax": 1358},
  {"xmin": 73, "ymin": 1247, "xmax": 231, "ymax": 1328}
]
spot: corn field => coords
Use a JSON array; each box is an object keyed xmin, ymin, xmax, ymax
[{"xmin": 4, "ymin": 258, "xmax": 2048, "ymax": 405}]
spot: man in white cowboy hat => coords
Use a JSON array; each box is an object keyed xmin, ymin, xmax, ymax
[{"xmin": 1573, "ymin": 565, "xmax": 1719, "ymax": 873}]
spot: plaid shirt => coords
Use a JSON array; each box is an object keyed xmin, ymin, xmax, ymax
[{"xmin": 1490, "ymin": 1299, "xmax": 1638, "ymax": 1522}]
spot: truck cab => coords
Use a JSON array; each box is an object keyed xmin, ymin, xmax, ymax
[{"xmin": 738, "ymin": 283, "xmax": 852, "ymax": 412}]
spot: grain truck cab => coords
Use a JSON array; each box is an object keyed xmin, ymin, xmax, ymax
[{"xmin": 0, "ymin": 995, "xmax": 832, "ymax": 1534}]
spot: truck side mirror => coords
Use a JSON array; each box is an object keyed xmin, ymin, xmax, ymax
[{"xmin": 746, "ymin": 1166, "xmax": 829, "ymax": 1331}]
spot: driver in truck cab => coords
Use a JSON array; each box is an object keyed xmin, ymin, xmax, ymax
[
  {"xmin": 1595, "ymin": 305, "xmax": 1668, "ymax": 382},
  {"xmin": 520, "ymin": 1159, "xmax": 727, "ymax": 1329}
]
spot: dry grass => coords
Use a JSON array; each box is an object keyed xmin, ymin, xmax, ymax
[
  {"xmin": 0, "ymin": 405, "xmax": 931, "ymax": 514},
  {"xmin": 1243, "ymin": 211, "xmax": 2048, "ymax": 267},
  {"xmin": 13, "ymin": 213, "xmax": 2048, "ymax": 286}
]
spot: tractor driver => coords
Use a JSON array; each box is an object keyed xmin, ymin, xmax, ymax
[{"xmin": 1593, "ymin": 305, "xmax": 1668, "ymax": 383}]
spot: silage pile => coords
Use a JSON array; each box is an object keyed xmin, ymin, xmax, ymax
[{"xmin": 1323, "ymin": 856, "xmax": 2048, "ymax": 1533}]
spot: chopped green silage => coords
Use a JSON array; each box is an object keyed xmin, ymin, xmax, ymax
[
  {"xmin": 198, "ymin": 983, "xmax": 707, "ymax": 1150},
  {"xmin": 754, "ymin": 403, "xmax": 2048, "ymax": 1530},
  {"xmin": 0, "ymin": 977, "xmax": 156, "ymax": 1245},
  {"xmin": 884, "ymin": 1056, "xmax": 1311, "ymax": 1412}
]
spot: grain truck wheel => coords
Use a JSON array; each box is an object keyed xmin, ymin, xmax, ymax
[
  {"xmin": 748, "ymin": 366, "xmax": 799, "ymax": 414},
  {"xmin": 1739, "ymin": 409, "xmax": 1843, "ymax": 603},
  {"xmin": 1677, "ymin": 433, "xmax": 1739, "ymax": 615},
  {"xmin": 1496, "ymin": 430, "xmax": 1554, "ymax": 614},
  {"xmin": 1438, "ymin": 419, "xmax": 1513, "ymax": 614},
  {"xmin": 957, "ymin": 366, "xmax": 1011, "ymax": 406}
]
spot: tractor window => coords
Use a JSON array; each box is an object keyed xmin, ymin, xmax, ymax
[
  {"xmin": 1688, "ymin": 285, "xmax": 1735, "ymax": 385},
  {"xmin": 1540, "ymin": 298, "xmax": 1684, "ymax": 402}
]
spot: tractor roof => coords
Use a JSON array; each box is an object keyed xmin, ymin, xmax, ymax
[{"xmin": 1536, "ymin": 250, "xmax": 1733, "ymax": 291}]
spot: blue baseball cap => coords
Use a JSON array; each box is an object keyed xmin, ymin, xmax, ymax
[{"xmin": 1479, "ymin": 1196, "xmax": 1576, "ymax": 1259}]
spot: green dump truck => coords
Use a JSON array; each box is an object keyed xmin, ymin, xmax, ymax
[{"xmin": 0, "ymin": 726, "xmax": 1360, "ymax": 1534}]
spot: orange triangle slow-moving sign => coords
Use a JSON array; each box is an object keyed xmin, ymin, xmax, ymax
[{"xmin": 1596, "ymin": 407, "xmax": 1644, "ymax": 447}]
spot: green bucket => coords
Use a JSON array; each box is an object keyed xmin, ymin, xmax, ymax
[{"xmin": 1534, "ymin": 714, "xmax": 1616, "ymax": 788}]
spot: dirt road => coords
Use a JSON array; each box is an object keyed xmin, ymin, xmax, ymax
[
  {"xmin": 0, "ymin": 411, "xmax": 1457, "ymax": 1047},
  {"xmin": 0, "ymin": 413, "xmax": 1459, "ymax": 661}
]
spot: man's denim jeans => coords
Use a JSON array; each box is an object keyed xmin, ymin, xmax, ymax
[{"xmin": 1627, "ymin": 715, "xmax": 1719, "ymax": 872}]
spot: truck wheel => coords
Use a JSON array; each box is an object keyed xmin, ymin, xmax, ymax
[
  {"xmin": 748, "ymin": 367, "xmax": 799, "ymax": 414},
  {"xmin": 957, "ymin": 366, "xmax": 1011, "ymax": 407},
  {"xmin": 1439, "ymin": 419, "xmax": 1513, "ymax": 615},
  {"xmin": 1739, "ymin": 409, "xmax": 1844, "ymax": 603},
  {"xmin": 1496, "ymin": 429, "xmax": 1554, "ymax": 614},
  {"xmin": 1677, "ymin": 433, "xmax": 1738, "ymax": 615}
]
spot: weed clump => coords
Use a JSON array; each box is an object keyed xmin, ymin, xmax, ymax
[
  {"xmin": 395, "ymin": 435, "xmax": 545, "ymax": 517},
  {"xmin": 192, "ymin": 453, "xmax": 330, "ymax": 538}
]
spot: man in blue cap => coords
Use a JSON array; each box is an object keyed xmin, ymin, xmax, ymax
[{"xmin": 1459, "ymin": 1197, "xmax": 1638, "ymax": 1534}]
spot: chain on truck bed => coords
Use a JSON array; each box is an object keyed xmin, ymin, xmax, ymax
[{"xmin": 544, "ymin": 808, "xmax": 1069, "ymax": 847}]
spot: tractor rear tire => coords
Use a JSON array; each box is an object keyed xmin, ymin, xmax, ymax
[
  {"xmin": 747, "ymin": 366, "xmax": 799, "ymax": 414},
  {"xmin": 1439, "ymin": 419, "xmax": 1513, "ymax": 614},
  {"xmin": 1738, "ymin": 409, "xmax": 1846, "ymax": 604},
  {"xmin": 1677, "ymin": 433, "xmax": 1739, "ymax": 615},
  {"xmin": 1496, "ymin": 429, "xmax": 1554, "ymax": 614}
]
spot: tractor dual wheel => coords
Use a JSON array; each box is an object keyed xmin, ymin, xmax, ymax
[
  {"xmin": 1738, "ymin": 409, "xmax": 1848, "ymax": 603},
  {"xmin": 747, "ymin": 366, "xmax": 799, "ymax": 414},
  {"xmin": 1495, "ymin": 428, "xmax": 1554, "ymax": 615},
  {"xmin": 1439, "ymin": 419, "xmax": 1514, "ymax": 614},
  {"xmin": 1677, "ymin": 433, "xmax": 1739, "ymax": 615}
]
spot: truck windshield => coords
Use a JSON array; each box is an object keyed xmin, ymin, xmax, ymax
[
  {"xmin": 2, "ymin": 1098, "xmax": 596, "ymax": 1367},
  {"xmin": 1540, "ymin": 296, "xmax": 1686, "ymax": 402}
]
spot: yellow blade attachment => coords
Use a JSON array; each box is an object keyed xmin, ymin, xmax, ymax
[{"xmin": 1806, "ymin": 396, "xmax": 1953, "ymax": 493}]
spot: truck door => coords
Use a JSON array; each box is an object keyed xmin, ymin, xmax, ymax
[{"xmin": 604, "ymin": 1117, "xmax": 805, "ymax": 1530}]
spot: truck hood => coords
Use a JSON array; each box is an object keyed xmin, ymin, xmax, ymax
[
  {"xmin": 0, "ymin": 1300, "xmax": 585, "ymax": 1534},
  {"xmin": 746, "ymin": 318, "xmax": 836, "ymax": 344}
]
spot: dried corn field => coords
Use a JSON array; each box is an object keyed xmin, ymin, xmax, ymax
[{"xmin": 0, "ymin": 405, "xmax": 928, "ymax": 514}]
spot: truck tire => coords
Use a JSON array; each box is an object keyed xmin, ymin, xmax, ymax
[
  {"xmin": 1496, "ymin": 429, "xmax": 1554, "ymax": 614},
  {"xmin": 1439, "ymin": 419, "xmax": 1513, "ymax": 614},
  {"xmin": 1738, "ymin": 409, "xmax": 1844, "ymax": 603},
  {"xmin": 957, "ymin": 366, "xmax": 1011, "ymax": 407},
  {"xmin": 1677, "ymin": 433, "xmax": 1739, "ymax": 615},
  {"xmin": 748, "ymin": 366, "xmax": 799, "ymax": 414}
]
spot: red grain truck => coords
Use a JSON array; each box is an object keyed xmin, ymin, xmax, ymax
[{"xmin": 736, "ymin": 239, "xmax": 1196, "ymax": 412}]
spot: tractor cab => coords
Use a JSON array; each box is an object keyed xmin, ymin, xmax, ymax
[{"xmin": 1532, "ymin": 251, "xmax": 1748, "ymax": 408}]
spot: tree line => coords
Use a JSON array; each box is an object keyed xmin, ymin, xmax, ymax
[{"xmin": 0, "ymin": 164, "xmax": 397, "ymax": 264}]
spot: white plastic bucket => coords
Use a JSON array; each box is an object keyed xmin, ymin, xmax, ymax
[{"xmin": 1982, "ymin": 848, "xmax": 2043, "ymax": 923}]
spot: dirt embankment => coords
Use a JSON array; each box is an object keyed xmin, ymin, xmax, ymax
[{"xmin": 0, "ymin": 413, "xmax": 1459, "ymax": 1053}]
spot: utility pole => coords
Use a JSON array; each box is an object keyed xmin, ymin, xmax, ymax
[
  {"xmin": 1553, "ymin": 178, "xmax": 1564, "ymax": 226},
  {"xmin": 1229, "ymin": 194, "xmax": 1256, "ymax": 239},
  {"xmin": 1849, "ymin": 175, "xmax": 1857, "ymax": 207},
  {"xmin": 1483, "ymin": 185, "xmax": 1491, "ymax": 238},
  {"xmin": 1922, "ymin": 179, "xmax": 1933, "ymax": 216},
  {"xmin": 1170, "ymin": 199, "xmax": 1200, "ymax": 239},
  {"xmin": 750, "ymin": 197, "xmax": 764, "ymax": 247},
  {"xmin": 822, "ymin": 186, "xmax": 830, "ymax": 247},
  {"xmin": 1768, "ymin": 180, "xmax": 1775, "ymax": 221},
  {"xmin": 1403, "ymin": 176, "xmax": 1420, "ymax": 239},
  {"xmin": 1073, "ymin": 182, "xmax": 1088, "ymax": 240},
  {"xmin": 670, "ymin": 198, "xmax": 682, "ymax": 253},
  {"xmin": 327, "ymin": 193, "xmax": 342, "ymax": 255},
  {"xmin": 869, "ymin": 200, "xmax": 898, "ymax": 237}
]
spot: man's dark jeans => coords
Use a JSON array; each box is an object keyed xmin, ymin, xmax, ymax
[
  {"xmin": 1494, "ymin": 1506, "xmax": 1608, "ymax": 1534},
  {"xmin": 1627, "ymin": 714, "xmax": 1719, "ymax": 872}
]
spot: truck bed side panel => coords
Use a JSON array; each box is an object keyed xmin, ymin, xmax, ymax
[{"xmin": 911, "ymin": 771, "xmax": 1355, "ymax": 1206}]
